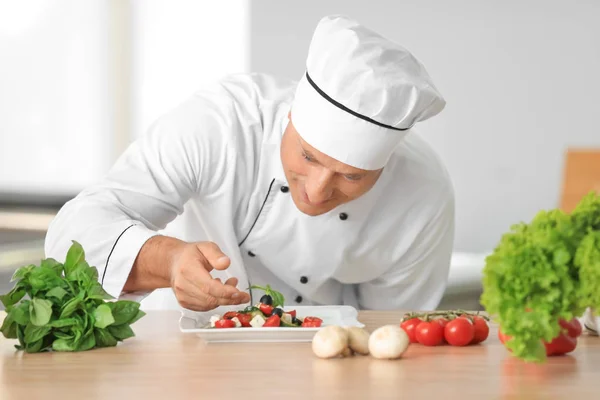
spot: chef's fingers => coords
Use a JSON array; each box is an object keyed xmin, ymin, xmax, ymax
[
  {"xmin": 224, "ymin": 277, "xmax": 238, "ymax": 287},
  {"xmin": 188, "ymin": 262, "xmax": 248, "ymax": 302},
  {"xmin": 196, "ymin": 241, "xmax": 231, "ymax": 271},
  {"xmin": 176, "ymin": 277, "xmax": 248, "ymax": 311}
]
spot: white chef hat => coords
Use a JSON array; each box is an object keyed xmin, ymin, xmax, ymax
[{"xmin": 291, "ymin": 15, "xmax": 446, "ymax": 170}]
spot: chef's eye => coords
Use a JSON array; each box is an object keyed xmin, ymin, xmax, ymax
[
  {"xmin": 302, "ymin": 152, "xmax": 314, "ymax": 162},
  {"xmin": 344, "ymin": 174, "xmax": 363, "ymax": 182}
]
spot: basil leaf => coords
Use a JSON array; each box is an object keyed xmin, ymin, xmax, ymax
[
  {"xmin": 64, "ymin": 241, "xmax": 85, "ymax": 277},
  {"xmin": 16, "ymin": 325, "xmax": 25, "ymax": 348},
  {"xmin": 46, "ymin": 287, "xmax": 68, "ymax": 301},
  {"xmin": 40, "ymin": 258, "xmax": 64, "ymax": 275},
  {"xmin": 77, "ymin": 331, "xmax": 96, "ymax": 351},
  {"xmin": 12, "ymin": 300, "xmax": 31, "ymax": 325},
  {"xmin": 108, "ymin": 324, "xmax": 135, "ymax": 341},
  {"xmin": 53, "ymin": 331, "xmax": 73, "ymax": 340},
  {"xmin": 94, "ymin": 328, "xmax": 118, "ymax": 347},
  {"xmin": 108, "ymin": 300, "xmax": 140, "ymax": 325},
  {"xmin": 29, "ymin": 266, "xmax": 64, "ymax": 291},
  {"xmin": 60, "ymin": 291, "xmax": 85, "ymax": 319},
  {"xmin": 0, "ymin": 286, "xmax": 26, "ymax": 308},
  {"xmin": 25, "ymin": 338, "xmax": 44, "ymax": 353},
  {"xmin": 86, "ymin": 281, "xmax": 113, "ymax": 300},
  {"xmin": 0, "ymin": 312, "xmax": 17, "ymax": 339},
  {"xmin": 24, "ymin": 323, "xmax": 51, "ymax": 343},
  {"xmin": 48, "ymin": 318, "xmax": 78, "ymax": 328},
  {"xmin": 11, "ymin": 264, "xmax": 35, "ymax": 282},
  {"xmin": 93, "ymin": 304, "xmax": 115, "ymax": 329},
  {"xmin": 30, "ymin": 298, "xmax": 53, "ymax": 326},
  {"xmin": 66, "ymin": 261, "xmax": 89, "ymax": 282},
  {"xmin": 127, "ymin": 309, "xmax": 146, "ymax": 325},
  {"xmin": 52, "ymin": 338, "xmax": 77, "ymax": 352}
]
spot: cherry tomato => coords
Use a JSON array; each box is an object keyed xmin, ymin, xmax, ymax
[
  {"xmin": 400, "ymin": 318, "xmax": 423, "ymax": 343},
  {"xmin": 434, "ymin": 318, "xmax": 449, "ymax": 329},
  {"xmin": 471, "ymin": 316, "xmax": 490, "ymax": 344},
  {"xmin": 259, "ymin": 304, "xmax": 274, "ymax": 316},
  {"xmin": 560, "ymin": 318, "xmax": 582, "ymax": 338},
  {"xmin": 287, "ymin": 310, "xmax": 297, "ymax": 318},
  {"xmin": 545, "ymin": 334, "xmax": 577, "ymax": 356},
  {"xmin": 444, "ymin": 317, "xmax": 474, "ymax": 346},
  {"xmin": 263, "ymin": 314, "xmax": 281, "ymax": 327},
  {"xmin": 416, "ymin": 321, "xmax": 444, "ymax": 346},
  {"xmin": 222, "ymin": 311, "xmax": 238, "ymax": 320},
  {"xmin": 214, "ymin": 319, "xmax": 236, "ymax": 328},
  {"xmin": 236, "ymin": 313, "xmax": 252, "ymax": 327},
  {"xmin": 301, "ymin": 316, "xmax": 323, "ymax": 328}
]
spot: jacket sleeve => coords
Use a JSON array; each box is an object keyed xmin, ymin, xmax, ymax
[
  {"xmin": 356, "ymin": 187, "xmax": 456, "ymax": 311},
  {"xmin": 44, "ymin": 93, "xmax": 236, "ymax": 299}
]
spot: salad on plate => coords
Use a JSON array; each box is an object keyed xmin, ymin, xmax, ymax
[{"xmin": 208, "ymin": 284, "xmax": 323, "ymax": 329}]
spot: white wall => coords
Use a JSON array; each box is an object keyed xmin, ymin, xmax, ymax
[
  {"xmin": 0, "ymin": 0, "xmax": 250, "ymax": 200},
  {"xmin": 130, "ymin": 0, "xmax": 250, "ymax": 139},
  {"xmin": 249, "ymin": 0, "xmax": 600, "ymax": 252},
  {"xmin": 0, "ymin": 0, "xmax": 112, "ymax": 197}
]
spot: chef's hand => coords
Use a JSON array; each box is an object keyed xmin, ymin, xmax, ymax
[
  {"xmin": 124, "ymin": 236, "xmax": 251, "ymax": 312},
  {"xmin": 169, "ymin": 241, "xmax": 251, "ymax": 311}
]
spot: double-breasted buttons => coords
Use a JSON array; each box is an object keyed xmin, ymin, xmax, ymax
[
  {"xmin": 247, "ymin": 251, "xmax": 256, "ymax": 257},
  {"xmin": 295, "ymin": 295, "xmax": 303, "ymax": 303},
  {"xmin": 339, "ymin": 212, "xmax": 348, "ymax": 221},
  {"xmin": 280, "ymin": 185, "xmax": 289, "ymax": 193},
  {"xmin": 300, "ymin": 276, "xmax": 308, "ymax": 284}
]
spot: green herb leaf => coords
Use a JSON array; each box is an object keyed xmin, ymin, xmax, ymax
[
  {"xmin": 0, "ymin": 312, "xmax": 17, "ymax": 339},
  {"xmin": 24, "ymin": 323, "xmax": 51, "ymax": 343},
  {"xmin": 93, "ymin": 304, "xmax": 115, "ymax": 329},
  {"xmin": 108, "ymin": 300, "xmax": 141, "ymax": 325},
  {"xmin": 11, "ymin": 300, "xmax": 31, "ymax": 325},
  {"xmin": 108, "ymin": 324, "xmax": 135, "ymax": 341},
  {"xmin": 86, "ymin": 281, "xmax": 113, "ymax": 300},
  {"xmin": 249, "ymin": 284, "xmax": 285, "ymax": 307},
  {"xmin": 48, "ymin": 318, "xmax": 78, "ymax": 328},
  {"xmin": 52, "ymin": 338, "xmax": 77, "ymax": 352},
  {"xmin": 40, "ymin": 258, "xmax": 64, "ymax": 275},
  {"xmin": 127, "ymin": 309, "xmax": 146, "ymax": 325},
  {"xmin": 64, "ymin": 241, "xmax": 85, "ymax": 276},
  {"xmin": 46, "ymin": 286, "xmax": 68, "ymax": 301},
  {"xmin": 11, "ymin": 264, "xmax": 35, "ymax": 282},
  {"xmin": 30, "ymin": 298, "xmax": 53, "ymax": 326},
  {"xmin": 0, "ymin": 286, "xmax": 26, "ymax": 308},
  {"xmin": 94, "ymin": 328, "xmax": 118, "ymax": 347},
  {"xmin": 60, "ymin": 291, "xmax": 85, "ymax": 319},
  {"xmin": 77, "ymin": 331, "xmax": 96, "ymax": 351},
  {"xmin": 25, "ymin": 338, "xmax": 44, "ymax": 353}
]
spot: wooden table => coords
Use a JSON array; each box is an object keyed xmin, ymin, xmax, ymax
[{"xmin": 1, "ymin": 310, "xmax": 598, "ymax": 399}]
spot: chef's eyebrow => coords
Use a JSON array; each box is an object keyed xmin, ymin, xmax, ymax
[{"xmin": 299, "ymin": 141, "xmax": 366, "ymax": 179}]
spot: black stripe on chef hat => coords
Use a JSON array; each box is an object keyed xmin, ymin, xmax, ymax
[{"xmin": 304, "ymin": 71, "xmax": 412, "ymax": 132}]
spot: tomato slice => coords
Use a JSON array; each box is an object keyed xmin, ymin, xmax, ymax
[
  {"xmin": 301, "ymin": 316, "xmax": 323, "ymax": 328},
  {"xmin": 236, "ymin": 313, "xmax": 252, "ymax": 327},
  {"xmin": 222, "ymin": 311, "xmax": 238, "ymax": 320},
  {"xmin": 287, "ymin": 310, "xmax": 297, "ymax": 318},
  {"xmin": 214, "ymin": 319, "xmax": 236, "ymax": 328},
  {"xmin": 263, "ymin": 314, "xmax": 281, "ymax": 327},
  {"xmin": 259, "ymin": 304, "xmax": 274, "ymax": 316}
]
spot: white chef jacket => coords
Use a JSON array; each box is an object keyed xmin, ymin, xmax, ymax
[{"xmin": 44, "ymin": 73, "xmax": 455, "ymax": 312}]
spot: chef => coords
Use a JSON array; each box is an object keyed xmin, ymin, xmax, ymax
[{"xmin": 45, "ymin": 15, "xmax": 455, "ymax": 313}]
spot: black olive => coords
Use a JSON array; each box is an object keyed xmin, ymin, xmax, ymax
[
  {"xmin": 292, "ymin": 316, "xmax": 301, "ymax": 325},
  {"xmin": 259, "ymin": 294, "xmax": 273, "ymax": 305},
  {"xmin": 272, "ymin": 308, "xmax": 283, "ymax": 317}
]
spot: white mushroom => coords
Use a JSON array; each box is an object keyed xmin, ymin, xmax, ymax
[
  {"xmin": 345, "ymin": 327, "xmax": 370, "ymax": 355},
  {"xmin": 312, "ymin": 326, "xmax": 349, "ymax": 359},
  {"xmin": 368, "ymin": 325, "xmax": 410, "ymax": 359}
]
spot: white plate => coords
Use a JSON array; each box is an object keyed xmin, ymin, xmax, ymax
[{"xmin": 179, "ymin": 305, "xmax": 364, "ymax": 343}]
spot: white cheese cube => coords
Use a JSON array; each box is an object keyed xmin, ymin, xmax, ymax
[
  {"xmin": 231, "ymin": 317, "xmax": 242, "ymax": 327},
  {"xmin": 209, "ymin": 315, "xmax": 221, "ymax": 327},
  {"xmin": 250, "ymin": 314, "xmax": 266, "ymax": 328},
  {"xmin": 281, "ymin": 313, "xmax": 292, "ymax": 325}
]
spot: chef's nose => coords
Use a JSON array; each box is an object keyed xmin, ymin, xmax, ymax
[{"xmin": 305, "ymin": 168, "xmax": 334, "ymax": 205}]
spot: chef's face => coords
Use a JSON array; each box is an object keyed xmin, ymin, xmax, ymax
[{"xmin": 280, "ymin": 115, "xmax": 383, "ymax": 216}]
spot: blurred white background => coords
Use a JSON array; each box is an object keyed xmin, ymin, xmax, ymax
[{"xmin": 1, "ymin": 0, "xmax": 599, "ymax": 309}]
